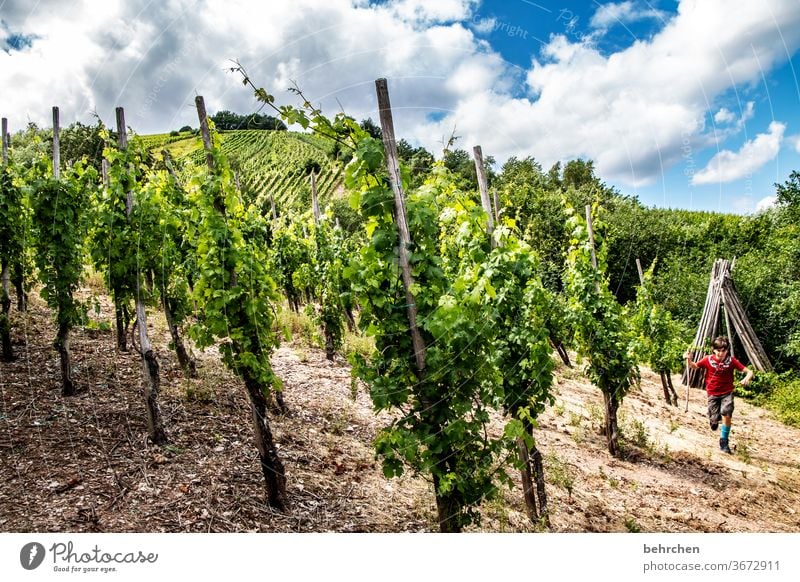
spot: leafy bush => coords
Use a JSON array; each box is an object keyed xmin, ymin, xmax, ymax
[{"xmin": 766, "ymin": 378, "xmax": 800, "ymax": 428}]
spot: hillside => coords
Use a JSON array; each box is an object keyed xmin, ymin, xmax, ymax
[
  {"xmin": 1, "ymin": 287, "xmax": 799, "ymax": 533},
  {"xmin": 142, "ymin": 129, "xmax": 343, "ymax": 212}
]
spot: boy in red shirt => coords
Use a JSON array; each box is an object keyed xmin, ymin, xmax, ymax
[{"xmin": 685, "ymin": 336, "xmax": 753, "ymax": 454}]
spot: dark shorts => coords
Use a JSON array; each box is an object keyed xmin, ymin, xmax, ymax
[{"xmin": 708, "ymin": 392, "xmax": 734, "ymax": 422}]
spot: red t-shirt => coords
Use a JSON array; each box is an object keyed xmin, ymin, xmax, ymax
[{"xmin": 696, "ymin": 354, "xmax": 745, "ymax": 396}]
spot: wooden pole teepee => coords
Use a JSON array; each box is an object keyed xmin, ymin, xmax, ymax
[{"xmin": 683, "ymin": 259, "xmax": 772, "ymax": 390}]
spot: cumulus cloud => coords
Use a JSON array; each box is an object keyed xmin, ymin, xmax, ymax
[
  {"xmin": 493, "ymin": 0, "xmax": 800, "ymax": 186},
  {"xmin": 692, "ymin": 122, "xmax": 785, "ymax": 185},
  {"xmin": 0, "ymin": 0, "xmax": 493, "ymax": 134},
  {"xmin": 756, "ymin": 196, "xmax": 778, "ymax": 211},
  {"xmin": 387, "ymin": 0, "xmax": 478, "ymax": 24},
  {"xmin": 470, "ymin": 17, "xmax": 497, "ymax": 35},
  {"xmin": 590, "ymin": 1, "xmax": 669, "ymax": 29},
  {"xmin": 714, "ymin": 108, "xmax": 736, "ymax": 124},
  {"xmin": 0, "ymin": 0, "xmax": 799, "ymax": 196}
]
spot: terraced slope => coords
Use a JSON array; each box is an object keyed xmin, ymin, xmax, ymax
[{"xmin": 144, "ymin": 130, "xmax": 344, "ymax": 212}]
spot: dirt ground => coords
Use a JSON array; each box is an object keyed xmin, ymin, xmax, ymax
[{"xmin": 1, "ymin": 290, "xmax": 799, "ymax": 533}]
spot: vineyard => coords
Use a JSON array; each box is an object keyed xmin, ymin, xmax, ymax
[
  {"xmin": 152, "ymin": 129, "xmax": 343, "ymax": 214},
  {"xmin": 2, "ymin": 293, "xmax": 799, "ymax": 532},
  {"xmin": 1, "ymin": 78, "xmax": 800, "ymax": 533}
]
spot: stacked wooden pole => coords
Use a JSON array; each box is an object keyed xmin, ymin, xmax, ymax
[
  {"xmin": 721, "ymin": 275, "xmax": 772, "ymax": 371},
  {"xmin": 683, "ymin": 259, "xmax": 772, "ymax": 390}
]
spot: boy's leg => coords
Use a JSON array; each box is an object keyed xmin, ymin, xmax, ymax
[
  {"xmin": 719, "ymin": 393, "xmax": 734, "ymax": 454},
  {"xmin": 707, "ymin": 395, "xmax": 721, "ymax": 431}
]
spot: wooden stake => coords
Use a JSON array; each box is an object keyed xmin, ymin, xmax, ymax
[
  {"xmin": 52, "ymin": 107, "xmax": 60, "ymax": 180},
  {"xmin": 635, "ymin": 258, "xmax": 644, "ymax": 284},
  {"xmin": 116, "ymin": 106, "xmax": 166, "ymax": 444},
  {"xmin": 722, "ymin": 303, "xmax": 735, "ymax": 358},
  {"xmin": 195, "ymin": 95, "xmax": 288, "ymax": 511},
  {"xmin": 585, "ymin": 205, "xmax": 597, "ymax": 270},
  {"xmin": 375, "ymin": 78, "xmax": 426, "ymax": 375},
  {"xmin": 585, "ymin": 205, "xmax": 600, "ymax": 293},
  {"xmin": 473, "ymin": 145, "xmax": 495, "ymax": 247},
  {"xmin": 492, "ymin": 188, "xmax": 501, "ymax": 225},
  {"xmin": 195, "ymin": 96, "xmax": 214, "ymax": 170},
  {"xmin": 116, "ymin": 108, "xmax": 133, "ymax": 215}
]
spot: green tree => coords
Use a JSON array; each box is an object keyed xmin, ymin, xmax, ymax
[
  {"xmin": 60, "ymin": 121, "xmax": 113, "ymax": 172},
  {"xmin": 210, "ymin": 110, "xmax": 286, "ymax": 131}
]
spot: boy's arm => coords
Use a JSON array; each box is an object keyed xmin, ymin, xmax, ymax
[
  {"xmin": 684, "ymin": 351, "xmax": 699, "ymax": 370},
  {"xmin": 740, "ymin": 366, "xmax": 754, "ymax": 386}
]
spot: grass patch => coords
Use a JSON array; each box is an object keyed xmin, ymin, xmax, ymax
[
  {"xmin": 275, "ymin": 306, "xmax": 321, "ymax": 347},
  {"xmin": 567, "ymin": 411, "xmax": 583, "ymax": 427},
  {"xmin": 624, "ymin": 516, "xmax": 642, "ymax": 533},
  {"xmin": 624, "ymin": 417, "xmax": 651, "ymax": 449},
  {"xmin": 342, "ymin": 331, "xmax": 375, "ymax": 362},
  {"xmin": 545, "ymin": 452, "xmax": 576, "ymax": 500},
  {"xmin": 735, "ymin": 439, "xmax": 752, "ymax": 464}
]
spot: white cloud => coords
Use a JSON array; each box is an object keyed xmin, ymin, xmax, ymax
[
  {"xmin": 1, "ymin": 0, "xmax": 799, "ymax": 197},
  {"xmin": 388, "ymin": 0, "xmax": 478, "ymax": 24},
  {"xmin": 490, "ymin": 0, "xmax": 800, "ymax": 186},
  {"xmin": 714, "ymin": 108, "xmax": 736, "ymax": 124},
  {"xmin": 740, "ymin": 102, "xmax": 756, "ymax": 125},
  {"xmin": 471, "ymin": 17, "xmax": 496, "ymax": 35},
  {"xmin": 590, "ymin": 1, "xmax": 668, "ymax": 29},
  {"xmin": 756, "ymin": 196, "xmax": 778, "ymax": 211},
  {"xmin": 792, "ymin": 135, "xmax": 800, "ymax": 154},
  {"xmin": 692, "ymin": 122, "xmax": 785, "ymax": 185},
  {"xmin": 0, "ymin": 0, "xmax": 491, "ymax": 134}
]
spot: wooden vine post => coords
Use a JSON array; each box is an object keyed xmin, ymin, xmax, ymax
[
  {"xmin": 196, "ymin": 95, "xmax": 288, "ymax": 510},
  {"xmin": 377, "ymin": 78, "xmax": 468, "ymax": 531},
  {"xmin": 309, "ymin": 170, "xmax": 338, "ymax": 360},
  {"xmin": 472, "ymin": 145, "xmax": 495, "ymax": 248},
  {"xmin": 101, "ymin": 157, "xmax": 130, "ymax": 353},
  {"xmin": 585, "ymin": 205, "xmax": 600, "ymax": 293},
  {"xmin": 116, "ymin": 107, "xmax": 167, "ymax": 445},
  {"xmin": 375, "ymin": 79, "xmax": 426, "ymax": 375},
  {"xmin": 52, "ymin": 107, "xmax": 60, "ymax": 180}
]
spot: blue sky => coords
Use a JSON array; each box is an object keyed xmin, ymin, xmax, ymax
[
  {"xmin": 1, "ymin": 0, "xmax": 799, "ymax": 213},
  {"xmin": 469, "ymin": 1, "xmax": 800, "ymax": 213}
]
